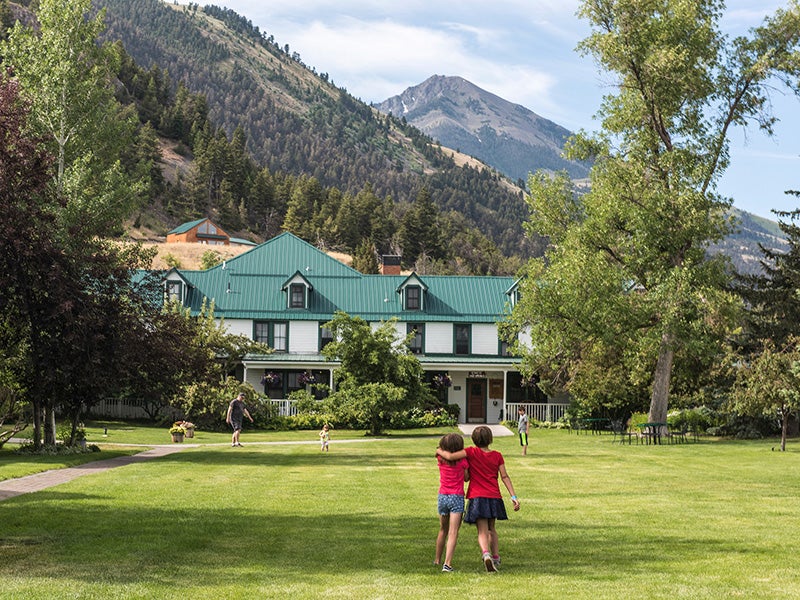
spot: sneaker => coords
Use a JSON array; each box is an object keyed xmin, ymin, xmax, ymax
[
  {"xmin": 441, "ymin": 564, "xmax": 454, "ymax": 573},
  {"xmin": 492, "ymin": 556, "xmax": 501, "ymax": 568},
  {"xmin": 483, "ymin": 552, "xmax": 497, "ymax": 573}
]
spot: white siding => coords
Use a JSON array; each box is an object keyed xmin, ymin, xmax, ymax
[
  {"xmin": 426, "ymin": 322, "xmax": 452, "ymax": 353},
  {"xmin": 290, "ymin": 321, "xmax": 320, "ymax": 353},
  {"xmin": 472, "ymin": 324, "xmax": 498, "ymax": 355},
  {"xmin": 519, "ymin": 327, "xmax": 532, "ymax": 349},
  {"xmin": 222, "ymin": 319, "xmax": 252, "ymax": 337}
]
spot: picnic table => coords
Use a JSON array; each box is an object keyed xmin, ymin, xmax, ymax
[{"xmin": 636, "ymin": 422, "xmax": 667, "ymax": 445}]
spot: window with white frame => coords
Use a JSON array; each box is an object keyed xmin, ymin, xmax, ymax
[
  {"xmin": 254, "ymin": 321, "xmax": 288, "ymax": 352},
  {"xmin": 320, "ymin": 324, "xmax": 334, "ymax": 351},
  {"xmin": 166, "ymin": 280, "xmax": 182, "ymax": 302},
  {"xmin": 290, "ymin": 283, "xmax": 306, "ymax": 308},
  {"xmin": 405, "ymin": 285, "xmax": 421, "ymax": 310},
  {"xmin": 455, "ymin": 324, "xmax": 471, "ymax": 355},
  {"xmin": 407, "ymin": 323, "xmax": 424, "ymax": 354}
]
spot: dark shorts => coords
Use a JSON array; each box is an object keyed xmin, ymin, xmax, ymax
[
  {"xmin": 464, "ymin": 497, "xmax": 508, "ymax": 524},
  {"xmin": 519, "ymin": 432, "xmax": 528, "ymax": 446},
  {"xmin": 230, "ymin": 418, "xmax": 243, "ymax": 432}
]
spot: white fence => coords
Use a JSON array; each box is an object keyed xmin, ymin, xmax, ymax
[
  {"xmin": 88, "ymin": 398, "xmax": 569, "ymax": 424},
  {"xmin": 261, "ymin": 398, "xmax": 298, "ymax": 417},
  {"xmin": 88, "ymin": 399, "xmax": 182, "ymax": 421},
  {"xmin": 505, "ymin": 403, "xmax": 569, "ymax": 424}
]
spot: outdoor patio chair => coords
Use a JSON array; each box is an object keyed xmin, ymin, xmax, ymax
[{"xmin": 611, "ymin": 419, "xmax": 634, "ymax": 445}]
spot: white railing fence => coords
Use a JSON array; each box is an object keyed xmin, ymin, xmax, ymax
[
  {"xmin": 505, "ymin": 403, "xmax": 569, "ymax": 424},
  {"xmin": 260, "ymin": 398, "xmax": 298, "ymax": 417},
  {"xmin": 88, "ymin": 398, "xmax": 569, "ymax": 424}
]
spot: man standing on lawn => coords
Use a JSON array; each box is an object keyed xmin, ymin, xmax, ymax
[{"xmin": 226, "ymin": 392, "xmax": 253, "ymax": 447}]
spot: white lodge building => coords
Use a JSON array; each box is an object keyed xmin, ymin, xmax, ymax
[{"xmin": 164, "ymin": 232, "xmax": 562, "ymax": 424}]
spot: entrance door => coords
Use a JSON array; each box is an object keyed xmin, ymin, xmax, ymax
[{"xmin": 466, "ymin": 379, "xmax": 486, "ymax": 423}]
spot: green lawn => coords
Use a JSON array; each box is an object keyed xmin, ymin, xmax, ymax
[{"xmin": 2, "ymin": 428, "xmax": 799, "ymax": 599}]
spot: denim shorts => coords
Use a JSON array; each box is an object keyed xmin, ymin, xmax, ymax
[{"xmin": 438, "ymin": 493, "xmax": 465, "ymax": 515}]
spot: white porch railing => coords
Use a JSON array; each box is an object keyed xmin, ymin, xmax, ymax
[
  {"xmin": 505, "ymin": 403, "xmax": 569, "ymax": 424},
  {"xmin": 263, "ymin": 399, "xmax": 570, "ymax": 423},
  {"xmin": 261, "ymin": 398, "xmax": 299, "ymax": 417}
]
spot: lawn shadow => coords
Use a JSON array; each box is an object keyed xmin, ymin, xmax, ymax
[{"xmin": 0, "ymin": 493, "xmax": 757, "ymax": 588}]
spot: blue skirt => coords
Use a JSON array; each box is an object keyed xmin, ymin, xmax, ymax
[{"xmin": 464, "ymin": 497, "xmax": 508, "ymax": 523}]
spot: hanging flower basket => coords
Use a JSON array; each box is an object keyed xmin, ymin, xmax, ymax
[
  {"xmin": 432, "ymin": 374, "xmax": 452, "ymax": 389},
  {"xmin": 261, "ymin": 371, "xmax": 281, "ymax": 386},
  {"xmin": 298, "ymin": 372, "xmax": 316, "ymax": 386}
]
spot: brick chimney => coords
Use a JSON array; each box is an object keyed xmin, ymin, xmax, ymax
[{"xmin": 381, "ymin": 255, "xmax": 401, "ymax": 275}]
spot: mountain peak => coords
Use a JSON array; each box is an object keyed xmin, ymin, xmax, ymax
[{"xmin": 377, "ymin": 76, "xmax": 590, "ymax": 182}]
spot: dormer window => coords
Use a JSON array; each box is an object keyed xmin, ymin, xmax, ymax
[
  {"xmin": 282, "ymin": 271, "xmax": 313, "ymax": 310},
  {"xmin": 405, "ymin": 285, "xmax": 421, "ymax": 310},
  {"xmin": 506, "ymin": 279, "xmax": 523, "ymax": 307},
  {"xmin": 290, "ymin": 283, "xmax": 305, "ymax": 308},
  {"xmin": 166, "ymin": 280, "xmax": 183, "ymax": 303},
  {"xmin": 397, "ymin": 273, "xmax": 428, "ymax": 311}
]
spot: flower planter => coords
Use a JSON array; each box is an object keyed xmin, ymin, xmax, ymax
[
  {"xmin": 184, "ymin": 427, "xmax": 195, "ymax": 438},
  {"xmin": 171, "ymin": 433, "xmax": 184, "ymax": 443}
]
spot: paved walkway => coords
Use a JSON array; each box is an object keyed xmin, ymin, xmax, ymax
[
  {"xmin": 0, "ymin": 424, "xmax": 513, "ymax": 502},
  {"xmin": 458, "ymin": 423, "xmax": 514, "ymax": 437}
]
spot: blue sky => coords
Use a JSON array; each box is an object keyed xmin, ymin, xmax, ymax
[{"xmin": 212, "ymin": 0, "xmax": 800, "ymax": 221}]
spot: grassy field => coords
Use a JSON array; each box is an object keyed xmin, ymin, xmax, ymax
[{"xmin": 1, "ymin": 428, "xmax": 799, "ymax": 599}]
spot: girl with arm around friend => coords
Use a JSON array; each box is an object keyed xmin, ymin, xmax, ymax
[{"xmin": 436, "ymin": 425, "xmax": 520, "ymax": 573}]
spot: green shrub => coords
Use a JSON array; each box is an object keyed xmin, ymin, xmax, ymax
[
  {"xmin": 14, "ymin": 442, "xmax": 96, "ymax": 456},
  {"xmin": 163, "ymin": 253, "xmax": 181, "ymax": 268},
  {"xmin": 389, "ymin": 406, "xmax": 458, "ymax": 429}
]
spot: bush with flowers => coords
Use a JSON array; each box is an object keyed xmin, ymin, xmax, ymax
[
  {"xmin": 298, "ymin": 372, "xmax": 317, "ymax": 386},
  {"xmin": 431, "ymin": 374, "xmax": 452, "ymax": 389},
  {"xmin": 260, "ymin": 371, "xmax": 280, "ymax": 387}
]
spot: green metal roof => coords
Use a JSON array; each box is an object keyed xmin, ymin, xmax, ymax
[
  {"xmin": 174, "ymin": 232, "xmax": 515, "ymax": 323},
  {"xmin": 168, "ymin": 218, "xmax": 208, "ymax": 235}
]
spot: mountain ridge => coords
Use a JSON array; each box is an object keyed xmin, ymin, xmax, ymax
[{"xmin": 377, "ymin": 74, "xmax": 591, "ymax": 183}]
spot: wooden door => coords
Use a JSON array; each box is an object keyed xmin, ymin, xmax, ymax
[{"xmin": 467, "ymin": 379, "xmax": 486, "ymax": 423}]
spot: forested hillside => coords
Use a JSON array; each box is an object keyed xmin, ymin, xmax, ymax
[{"xmin": 97, "ymin": 0, "xmax": 542, "ymax": 267}]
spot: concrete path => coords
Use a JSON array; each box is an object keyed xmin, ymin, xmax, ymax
[
  {"xmin": 458, "ymin": 423, "xmax": 514, "ymax": 437},
  {"xmin": 0, "ymin": 424, "xmax": 513, "ymax": 502}
]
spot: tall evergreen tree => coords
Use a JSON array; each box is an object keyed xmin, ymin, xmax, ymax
[
  {"xmin": 399, "ymin": 187, "xmax": 443, "ymax": 267},
  {"xmin": 737, "ymin": 206, "xmax": 800, "ymax": 347}
]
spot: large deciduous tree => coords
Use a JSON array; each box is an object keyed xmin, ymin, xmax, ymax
[
  {"xmin": 511, "ymin": 0, "xmax": 800, "ymax": 422},
  {"xmin": 321, "ymin": 312, "xmax": 433, "ymax": 435},
  {"xmin": 730, "ymin": 339, "xmax": 800, "ymax": 451},
  {"xmin": 1, "ymin": 0, "xmax": 144, "ymax": 238}
]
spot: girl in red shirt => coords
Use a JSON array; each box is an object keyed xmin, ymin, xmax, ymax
[
  {"xmin": 434, "ymin": 433, "xmax": 470, "ymax": 572},
  {"xmin": 437, "ymin": 426, "xmax": 520, "ymax": 572}
]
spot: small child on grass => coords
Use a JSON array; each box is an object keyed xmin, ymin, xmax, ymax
[{"xmin": 319, "ymin": 424, "xmax": 330, "ymax": 452}]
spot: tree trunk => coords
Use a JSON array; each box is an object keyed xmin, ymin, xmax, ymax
[
  {"xmin": 44, "ymin": 405, "xmax": 57, "ymax": 446},
  {"xmin": 32, "ymin": 400, "xmax": 42, "ymax": 450},
  {"xmin": 649, "ymin": 332, "xmax": 675, "ymax": 428},
  {"xmin": 781, "ymin": 410, "xmax": 788, "ymax": 452}
]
